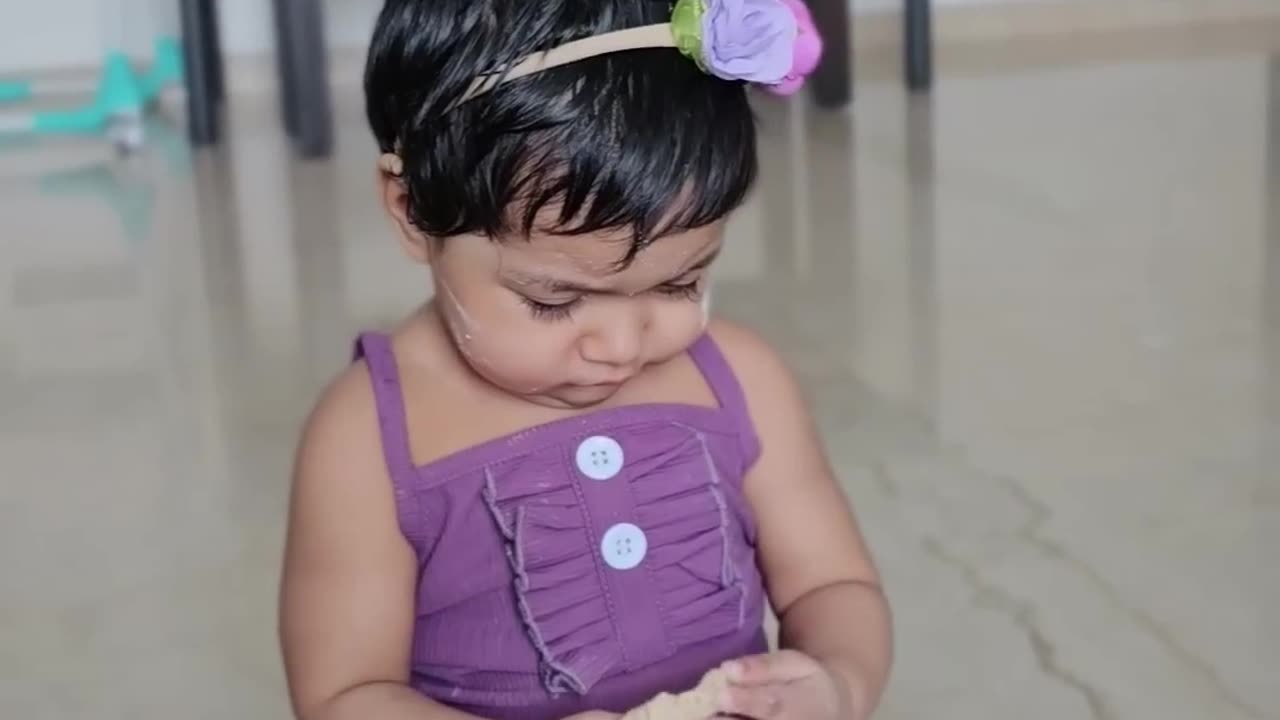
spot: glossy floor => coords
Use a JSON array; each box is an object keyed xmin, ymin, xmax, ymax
[{"xmin": 2, "ymin": 43, "xmax": 1278, "ymax": 720}]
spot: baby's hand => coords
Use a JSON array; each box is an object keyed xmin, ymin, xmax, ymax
[{"xmin": 719, "ymin": 651, "xmax": 851, "ymax": 720}]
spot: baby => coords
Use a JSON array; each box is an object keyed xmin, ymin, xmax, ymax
[{"xmin": 279, "ymin": 1, "xmax": 892, "ymax": 719}]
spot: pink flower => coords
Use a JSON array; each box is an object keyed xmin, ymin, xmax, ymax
[{"xmin": 761, "ymin": 0, "xmax": 824, "ymax": 96}]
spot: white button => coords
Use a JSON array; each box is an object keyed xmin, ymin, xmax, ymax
[
  {"xmin": 575, "ymin": 436, "xmax": 624, "ymax": 481},
  {"xmin": 600, "ymin": 523, "xmax": 647, "ymax": 571}
]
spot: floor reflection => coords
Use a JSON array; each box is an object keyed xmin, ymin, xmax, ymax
[
  {"xmin": 903, "ymin": 95, "xmax": 939, "ymax": 431},
  {"xmin": 1262, "ymin": 54, "xmax": 1279, "ymax": 502}
]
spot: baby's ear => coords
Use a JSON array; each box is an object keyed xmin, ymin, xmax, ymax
[{"xmin": 377, "ymin": 155, "xmax": 433, "ymax": 264}]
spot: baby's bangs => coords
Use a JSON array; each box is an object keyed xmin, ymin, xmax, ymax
[
  {"xmin": 503, "ymin": 63, "xmax": 758, "ymax": 259},
  {"xmin": 389, "ymin": 47, "xmax": 758, "ymax": 253}
]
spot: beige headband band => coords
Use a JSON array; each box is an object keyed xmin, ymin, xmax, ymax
[{"xmin": 462, "ymin": 24, "xmax": 675, "ymax": 105}]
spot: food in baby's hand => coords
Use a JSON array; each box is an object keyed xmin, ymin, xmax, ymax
[{"xmin": 620, "ymin": 669, "xmax": 727, "ymax": 720}]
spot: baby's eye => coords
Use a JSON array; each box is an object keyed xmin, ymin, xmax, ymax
[{"xmin": 521, "ymin": 295, "xmax": 582, "ymax": 322}]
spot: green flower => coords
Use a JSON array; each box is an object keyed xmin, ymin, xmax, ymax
[{"xmin": 671, "ymin": 0, "xmax": 709, "ymax": 72}]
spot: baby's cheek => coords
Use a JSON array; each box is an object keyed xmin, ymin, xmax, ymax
[
  {"xmin": 478, "ymin": 331, "xmax": 573, "ymax": 389},
  {"xmin": 649, "ymin": 303, "xmax": 713, "ymax": 358}
]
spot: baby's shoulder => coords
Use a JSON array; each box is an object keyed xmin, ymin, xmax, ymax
[
  {"xmin": 287, "ymin": 360, "xmax": 402, "ymax": 537},
  {"xmin": 296, "ymin": 361, "xmax": 384, "ymax": 468},
  {"xmin": 322, "ymin": 359, "xmax": 378, "ymax": 409},
  {"xmin": 705, "ymin": 318, "xmax": 796, "ymax": 395}
]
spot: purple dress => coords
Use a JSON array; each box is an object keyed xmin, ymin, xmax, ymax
[{"xmin": 354, "ymin": 333, "xmax": 768, "ymax": 719}]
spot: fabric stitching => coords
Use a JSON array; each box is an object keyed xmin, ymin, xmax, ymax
[
  {"xmin": 413, "ymin": 412, "xmax": 740, "ymax": 489},
  {"xmin": 696, "ymin": 430, "xmax": 748, "ymax": 627},
  {"xmin": 631, "ymin": 451, "xmax": 678, "ymax": 662}
]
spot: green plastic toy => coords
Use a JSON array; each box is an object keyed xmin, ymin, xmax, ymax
[{"xmin": 0, "ymin": 33, "xmax": 184, "ymax": 153}]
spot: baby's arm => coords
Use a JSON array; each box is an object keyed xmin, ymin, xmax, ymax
[
  {"xmin": 712, "ymin": 321, "xmax": 893, "ymax": 719},
  {"xmin": 279, "ymin": 366, "xmax": 484, "ymax": 720}
]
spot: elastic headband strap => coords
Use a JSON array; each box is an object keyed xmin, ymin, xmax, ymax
[{"xmin": 462, "ymin": 24, "xmax": 675, "ymax": 104}]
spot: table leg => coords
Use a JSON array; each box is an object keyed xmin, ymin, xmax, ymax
[
  {"xmin": 809, "ymin": 0, "xmax": 853, "ymax": 108},
  {"xmin": 905, "ymin": 0, "xmax": 933, "ymax": 91}
]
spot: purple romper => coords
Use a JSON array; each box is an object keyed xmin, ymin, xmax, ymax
[{"xmin": 354, "ymin": 332, "xmax": 768, "ymax": 719}]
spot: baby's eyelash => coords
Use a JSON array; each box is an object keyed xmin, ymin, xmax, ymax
[
  {"xmin": 521, "ymin": 296, "xmax": 582, "ymax": 321},
  {"xmin": 521, "ymin": 280, "xmax": 700, "ymax": 321},
  {"xmin": 655, "ymin": 280, "xmax": 702, "ymax": 301}
]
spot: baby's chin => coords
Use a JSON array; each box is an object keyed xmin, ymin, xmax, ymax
[
  {"xmin": 460, "ymin": 357, "xmax": 614, "ymax": 409},
  {"xmin": 489, "ymin": 375, "xmax": 622, "ymax": 410},
  {"xmin": 537, "ymin": 382, "xmax": 624, "ymax": 409}
]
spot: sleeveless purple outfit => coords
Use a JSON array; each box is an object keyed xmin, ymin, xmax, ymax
[{"xmin": 354, "ymin": 332, "xmax": 768, "ymax": 719}]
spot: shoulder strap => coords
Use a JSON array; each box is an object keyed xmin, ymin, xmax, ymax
[
  {"xmin": 688, "ymin": 334, "xmax": 748, "ymax": 413},
  {"xmin": 352, "ymin": 332, "xmax": 416, "ymax": 479},
  {"xmin": 687, "ymin": 334, "xmax": 762, "ymax": 464}
]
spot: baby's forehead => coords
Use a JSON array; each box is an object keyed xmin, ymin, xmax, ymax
[
  {"xmin": 504, "ymin": 233, "xmax": 634, "ymax": 275},
  {"xmin": 498, "ymin": 227, "xmax": 719, "ymax": 281}
]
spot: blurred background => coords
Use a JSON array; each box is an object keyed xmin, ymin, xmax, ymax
[{"xmin": 1, "ymin": 1, "xmax": 1277, "ymax": 718}]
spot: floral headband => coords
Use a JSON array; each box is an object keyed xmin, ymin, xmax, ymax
[{"xmin": 380, "ymin": 0, "xmax": 822, "ymax": 176}]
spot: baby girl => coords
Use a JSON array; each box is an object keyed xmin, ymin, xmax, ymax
[{"xmin": 279, "ymin": 1, "xmax": 892, "ymax": 718}]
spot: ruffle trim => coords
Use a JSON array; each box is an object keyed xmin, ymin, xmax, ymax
[{"xmin": 482, "ymin": 426, "xmax": 752, "ymax": 696}]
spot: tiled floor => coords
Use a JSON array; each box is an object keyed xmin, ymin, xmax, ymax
[{"xmin": 2, "ymin": 39, "xmax": 1278, "ymax": 720}]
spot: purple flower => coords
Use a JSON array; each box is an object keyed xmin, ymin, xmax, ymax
[{"xmin": 701, "ymin": 0, "xmax": 799, "ymax": 85}]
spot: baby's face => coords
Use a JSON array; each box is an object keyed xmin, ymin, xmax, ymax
[{"xmin": 429, "ymin": 222, "xmax": 722, "ymax": 409}]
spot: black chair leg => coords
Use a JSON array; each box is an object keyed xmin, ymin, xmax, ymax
[
  {"xmin": 272, "ymin": 0, "xmax": 300, "ymax": 138},
  {"xmin": 199, "ymin": 0, "xmax": 226, "ymax": 104},
  {"xmin": 810, "ymin": 0, "xmax": 853, "ymax": 108},
  {"xmin": 179, "ymin": 0, "xmax": 219, "ymax": 146},
  {"xmin": 276, "ymin": 0, "xmax": 333, "ymax": 158},
  {"xmin": 905, "ymin": 0, "xmax": 933, "ymax": 92}
]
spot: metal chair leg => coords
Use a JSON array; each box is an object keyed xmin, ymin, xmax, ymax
[
  {"xmin": 905, "ymin": 0, "xmax": 933, "ymax": 92},
  {"xmin": 809, "ymin": 0, "xmax": 853, "ymax": 108}
]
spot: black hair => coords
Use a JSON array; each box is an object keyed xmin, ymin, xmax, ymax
[{"xmin": 364, "ymin": 0, "xmax": 758, "ymax": 260}]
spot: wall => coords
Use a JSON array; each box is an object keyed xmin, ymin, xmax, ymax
[
  {"xmin": 0, "ymin": 0, "xmax": 1045, "ymax": 74},
  {"xmin": 0, "ymin": 0, "xmax": 380, "ymax": 73}
]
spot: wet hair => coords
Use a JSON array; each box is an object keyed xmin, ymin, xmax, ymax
[{"xmin": 364, "ymin": 0, "xmax": 758, "ymax": 259}]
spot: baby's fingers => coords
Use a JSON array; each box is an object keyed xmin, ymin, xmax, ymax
[
  {"xmin": 719, "ymin": 684, "xmax": 782, "ymax": 720},
  {"xmin": 723, "ymin": 650, "xmax": 820, "ymax": 687}
]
